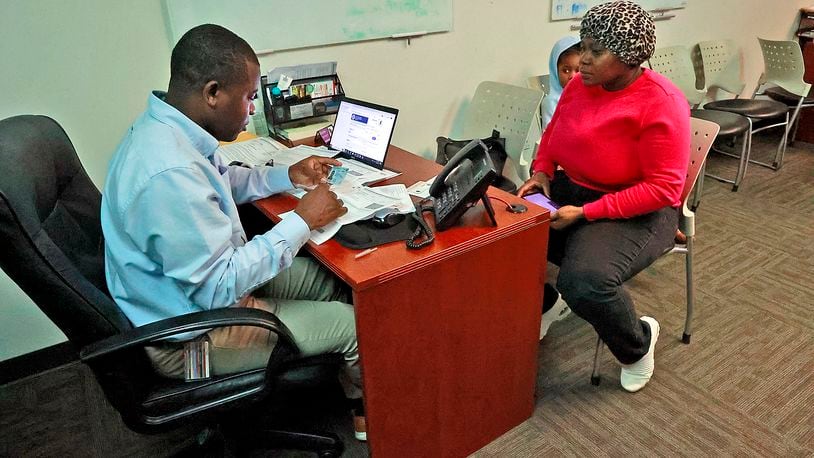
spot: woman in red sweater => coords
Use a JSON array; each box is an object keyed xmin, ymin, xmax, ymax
[{"xmin": 517, "ymin": 0, "xmax": 690, "ymax": 392}]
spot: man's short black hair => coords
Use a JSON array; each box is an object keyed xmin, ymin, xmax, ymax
[{"xmin": 169, "ymin": 24, "xmax": 259, "ymax": 93}]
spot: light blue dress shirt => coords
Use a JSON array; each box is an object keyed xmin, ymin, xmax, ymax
[{"xmin": 101, "ymin": 91, "xmax": 310, "ymax": 333}]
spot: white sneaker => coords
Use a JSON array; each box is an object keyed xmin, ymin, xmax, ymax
[
  {"xmin": 540, "ymin": 295, "xmax": 571, "ymax": 339},
  {"xmin": 620, "ymin": 316, "xmax": 659, "ymax": 392}
]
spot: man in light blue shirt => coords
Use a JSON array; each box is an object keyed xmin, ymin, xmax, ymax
[{"xmin": 101, "ymin": 24, "xmax": 367, "ymax": 440}]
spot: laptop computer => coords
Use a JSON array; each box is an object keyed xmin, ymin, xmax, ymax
[{"xmin": 329, "ymin": 97, "xmax": 399, "ymax": 170}]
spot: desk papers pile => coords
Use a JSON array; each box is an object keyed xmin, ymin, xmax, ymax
[{"xmin": 216, "ymin": 139, "xmax": 412, "ymax": 245}]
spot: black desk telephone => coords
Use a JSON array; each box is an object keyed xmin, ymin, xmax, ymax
[{"xmin": 429, "ymin": 139, "xmax": 498, "ymax": 231}]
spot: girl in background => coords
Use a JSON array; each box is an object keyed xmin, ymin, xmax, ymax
[
  {"xmin": 541, "ymin": 36, "xmax": 581, "ymax": 130},
  {"xmin": 538, "ymin": 36, "xmax": 581, "ymax": 339}
]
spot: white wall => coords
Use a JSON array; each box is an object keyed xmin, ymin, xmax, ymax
[
  {"xmin": 0, "ymin": 0, "xmax": 171, "ymax": 358},
  {"xmin": 0, "ymin": 0, "xmax": 808, "ymax": 360}
]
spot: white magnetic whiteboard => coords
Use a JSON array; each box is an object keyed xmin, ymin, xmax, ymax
[{"xmin": 164, "ymin": 0, "xmax": 453, "ymax": 53}]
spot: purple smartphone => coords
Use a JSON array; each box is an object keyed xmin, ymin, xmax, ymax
[{"xmin": 523, "ymin": 193, "xmax": 560, "ymax": 212}]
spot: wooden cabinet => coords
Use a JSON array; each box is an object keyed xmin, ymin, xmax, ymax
[{"xmin": 795, "ymin": 7, "xmax": 814, "ymax": 143}]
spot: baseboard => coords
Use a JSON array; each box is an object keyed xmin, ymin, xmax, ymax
[{"xmin": 0, "ymin": 341, "xmax": 78, "ymax": 385}]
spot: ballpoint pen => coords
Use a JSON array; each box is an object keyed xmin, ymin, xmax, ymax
[{"xmin": 354, "ymin": 247, "xmax": 378, "ymax": 259}]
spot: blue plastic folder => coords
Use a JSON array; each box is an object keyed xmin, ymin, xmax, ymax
[{"xmin": 523, "ymin": 193, "xmax": 560, "ymax": 212}]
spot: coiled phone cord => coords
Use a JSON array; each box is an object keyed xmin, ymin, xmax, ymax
[{"xmin": 406, "ymin": 203, "xmax": 435, "ymax": 250}]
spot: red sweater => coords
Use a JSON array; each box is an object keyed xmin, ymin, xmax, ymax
[{"xmin": 531, "ymin": 69, "xmax": 690, "ymax": 220}]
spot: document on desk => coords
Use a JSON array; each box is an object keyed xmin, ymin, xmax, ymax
[
  {"xmin": 286, "ymin": 178, "xmax": 415, "ymax": 244},
  {"xmin": 216, "ymin": 137, "xmax": 287, "ymax": 166},
  {"xmin": 280, "ymin": 209, "xmax": 342, "ymax": 245},
  {"xmin": 406, "ymin": 176, "xmax": 437, "ymax": 199}
]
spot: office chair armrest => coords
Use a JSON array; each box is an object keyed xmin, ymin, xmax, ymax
[{"xmin": 79, "ymin": 307, "xmax": 296, "ymax": 362}]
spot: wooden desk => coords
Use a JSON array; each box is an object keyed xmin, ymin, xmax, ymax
[{"xmin": 255, "ymin": 146, "xmax": 550, "ymax": 457}]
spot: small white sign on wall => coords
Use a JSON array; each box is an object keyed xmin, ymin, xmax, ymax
[{"xmin": 551, "ymin": 0, "xmax": 687, "ymax": 21}]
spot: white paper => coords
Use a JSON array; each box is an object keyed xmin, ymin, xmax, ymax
[
  {"xmin": 406, "ymin": 176, "xmax": 437, "ymax": 199},
  {"xmin": 217, "ymin": 137, "xmax": 287, "ymax": 166},
  {"xmin": 293, "ymin": 144, "xmax": 335, "ymax": 158},
  {"xmin": 277, "ymin": 74, "xmax": 293, "ymax": 90},
  {"xmin": 283, "ymin": 178, "xmax": 414, "ymax": 244},
  {"xmin": 337, "ymin": 158, "xmax": 401, "ymax": 185},
  {"xmin": 280, "ymin": 210, "xmax": 340, "ymax": 245},
  {"xmin": 289, "ymin": 103, "xmax": 314, "ymax": 119},
  {"xmin": 267, "ymin": 62, "xmax": 338, "ymax": 84},
  {"xmin": 365, "ymin": 184, "xmax": 416, "ymax": 215},
  {"xmin": 267, "ymin": 144, "xmax": 333, "ymax": 168}
]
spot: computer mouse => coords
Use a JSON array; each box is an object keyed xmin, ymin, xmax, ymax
[{"xmin": 371, "ymin": 213, "xmax": 406, "ymax": 228}]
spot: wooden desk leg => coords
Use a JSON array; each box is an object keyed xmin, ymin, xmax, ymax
[{"xmin": 354, "ymin": 224, "xmax": 548, "ymax": 457}]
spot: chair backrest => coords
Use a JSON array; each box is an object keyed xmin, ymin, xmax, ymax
[
  {"xmin": 526, "ymin": 74, "xmax": 550, "ymax": 95},
  {"xmin": 461, "ymin": 81, "xmax": 544, "ymax": 182},
  {"xmin": 648, "ymin": 45, "xmax": 707, "ymax": 107},
  {"xmin": 697, "ymin": 39, "xmax": 746, "ymax": 95},
  {"xmin": 757, "ymin": 37, "xmax": 812, "ymax": 97},
  {"xmin": 0, "ymin": 115, "xmax": 160, "ymax": 425},
  {"xmin": 0, "ymin": 115, "xmax": 133, "ymax": 347},
  {"xmin": 684, "ymin": 117, "xmax": 720, "ymax": 204}
]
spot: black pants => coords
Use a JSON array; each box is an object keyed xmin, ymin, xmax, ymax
[{"xmin": 543, "ymin": 171, "xmax": 678, "ymax": 364}]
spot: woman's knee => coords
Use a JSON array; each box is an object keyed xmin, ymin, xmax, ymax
[{"xmin": 556, "ymin": 266, "xmax": 618, "ymax": 309}]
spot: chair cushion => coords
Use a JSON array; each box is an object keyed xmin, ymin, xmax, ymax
[
  {"xmin": 690, "ymin": 109, "xmax": 750, "ymax": 137},
  {"xmin": 703, "ymin": 99, "xmax": 788, "ymax": 119},
  {"xmin": 765, "ymin": 86, "xmax": 814, "ymax": 106}
]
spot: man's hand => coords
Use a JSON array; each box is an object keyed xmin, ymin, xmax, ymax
[
  {"xmin": 289, "ymin": 156, "xmax": 342, "ymax": 189},
  {"xmin": 294, "ymin": 184, "xmax": 348, "ymax": 230},
  {"xmin": 516, "ymin": 172, "xmax": 551, "ymax": 198},
  {"xmin": 550, "ymin": 205, "xmax": 584, "ymax": 230}
]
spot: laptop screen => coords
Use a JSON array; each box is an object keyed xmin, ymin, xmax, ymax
[{"xmin": 329, "ymin": 97, "xmax": 398, "ymax": 169}]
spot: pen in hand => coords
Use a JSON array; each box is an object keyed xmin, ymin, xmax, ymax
[{"xmin": 354, "ymin": 247, "xmax": 377, "ymax": 259}]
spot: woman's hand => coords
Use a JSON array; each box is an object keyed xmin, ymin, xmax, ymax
[
  {"xmin": 289, "ymin": 156, "xmax": 342, "ymax": 188},
  {"xmin": 550, "ymin": 205, "xmax": 584, "ymax": 230},
  {"xmin": 516, "ymin": 172, "xmax": 551, "ymax": 197}
]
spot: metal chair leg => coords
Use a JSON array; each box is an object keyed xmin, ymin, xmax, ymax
[
  {"xmin": 789, "ymin": 111, "xmax": 801, "ymax": 147},
  {"xmin": 590, "ymin": 336, "xmax": 603, "ymax": 386},
  {"xmin": 683, "ymin": 236, "xmax": 694, "ymax": 344},
  {"xmin": 732, "ymin": 126, "xmax": 751, "ymax": 192},
  {"xmin": 774, "ymin": 110, "xmax": 794, "ymax": 169}
]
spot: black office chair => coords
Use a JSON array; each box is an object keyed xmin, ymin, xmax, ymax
[{"xmin": 0, "ymin": 115, "xmax": 344, "ymax": 456}]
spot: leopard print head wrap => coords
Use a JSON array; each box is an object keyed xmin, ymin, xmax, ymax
[{"xmin": 580, "ymin": 1, "xmax": 655, "ymax": 66}]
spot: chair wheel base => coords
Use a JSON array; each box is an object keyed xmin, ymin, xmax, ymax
[
  {"xmin": 682, "ymin": 333, "xmax": 691, "ymax": 344},
  {"xmin": 590, "ymin": 375, "xmax": 601, "ymax": 386}
]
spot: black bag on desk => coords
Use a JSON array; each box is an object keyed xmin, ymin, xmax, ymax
[
  {"xmin": 334, "ymin": 213, "xmax": 419, "ymax": 250},
  {"xmin": 435, "ymin": 129, "xmax": 516, "ymax": 193}
]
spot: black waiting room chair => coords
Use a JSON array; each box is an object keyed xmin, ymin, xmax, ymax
[{"xmin": 0, "ymin": 115, "xmax": 345, "ymax": 456}]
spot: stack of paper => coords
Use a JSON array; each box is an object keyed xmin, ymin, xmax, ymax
[
  {"xmin": 286, "ymin": 179, "xmax": 414, "ymax": 245},
  {"xmin": 216, "ymin": 137, "xmax": 287, "ymax": 166},
  {"xmin": 273, "ymin": 118, "xmax": 333, "ymax": 143},
  {"xmin": 218, "ymin": 138, "xmax": 409, "ymax": 245}
]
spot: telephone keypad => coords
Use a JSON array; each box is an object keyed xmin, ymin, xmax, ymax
[{"xmin": 437, "ymin": 182, "xmax": 461, "ymax": 218}]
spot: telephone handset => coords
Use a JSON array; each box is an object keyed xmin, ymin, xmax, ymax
[{"xmin": 429, "ymin": 139, "xmax": 498, "ymax": 231}]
